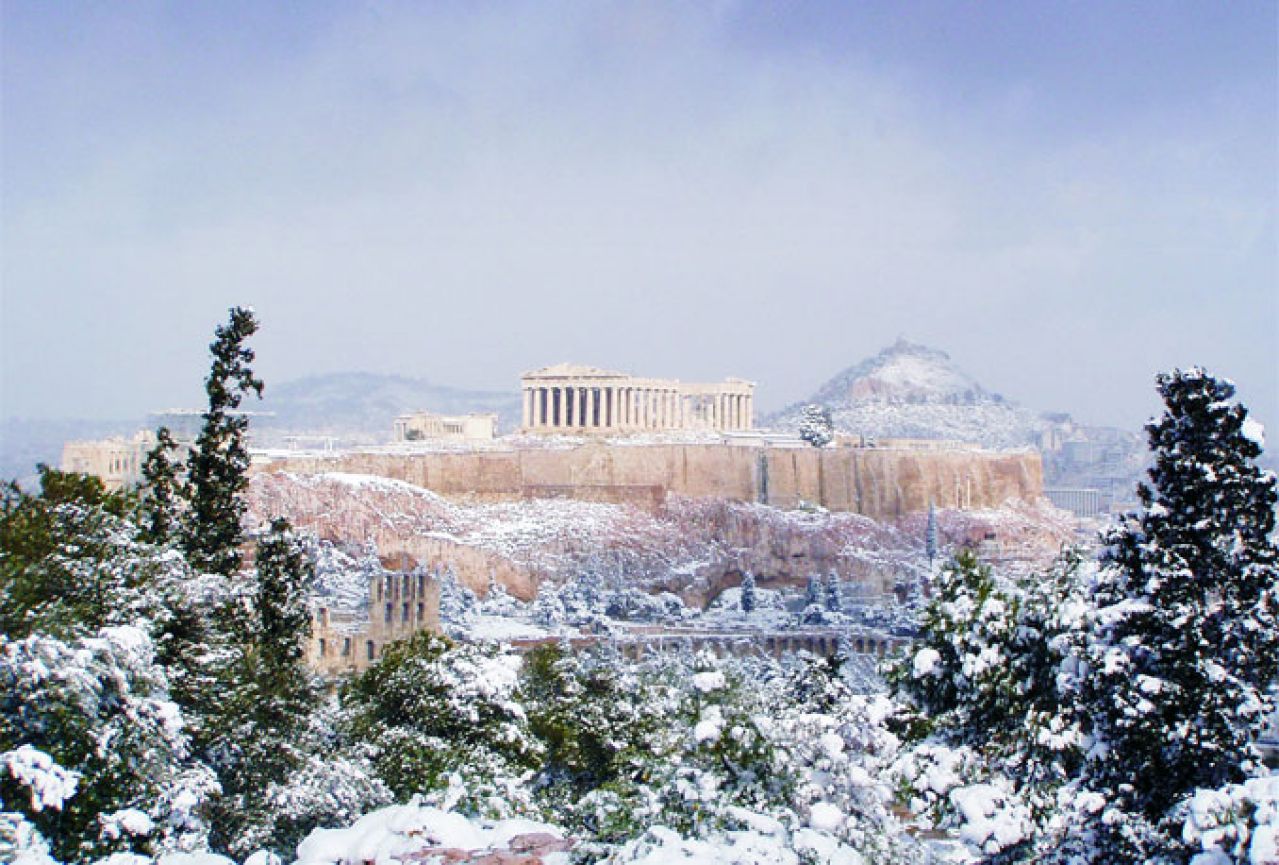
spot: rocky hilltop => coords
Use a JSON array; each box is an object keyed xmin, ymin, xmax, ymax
[
  {"xmin": 808, "ymin": 339, "xmax": 1004, "ymax": 407},
  {"xmin": 771, "ymin": 339, "xmax": 1044, "ymax": 449},
  {"xmin": 770, "ymin": 339, "xmax": 1145, "ymax": 498}
]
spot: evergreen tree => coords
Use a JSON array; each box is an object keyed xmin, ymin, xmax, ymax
[
  {"xmin": 251, "ymin": 518, "xmax": 314, "ymax": 677},
  {"xmin": 1066, "ymin": 368, "xmax": 1279, "ymax": 861},
  {"xmin": 823, "ymin": 571, "xmax": 842, "ymax": 612},
  {"xmin": 183, "ymin": 307, "xmax": 263, "ymax": 576},
  {"xmin": 739, "ymin": 571, "xmax": 757, "ymax": 614},
  {"xmin": 204, "ymin": 519, "xmax": 320, "ymax": 857},
  {"xmin": 139, "ymin": 427, "xmax": 183, "ymax": 545},
  {"xmin": 804, "ymin": 574, "xmax": 821, "ymax": 609},
  {"xmin": 925, "ymin": 502, "xmax": 938, "ymax": 567},
  {"xmin": 797, "ymin": 404, "xmax": 834, "ymax": 448}
]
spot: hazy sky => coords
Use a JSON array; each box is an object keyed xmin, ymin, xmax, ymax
[{"xmin": 3, "ymin": 2, "xmax": 1276, "ymax": 434}]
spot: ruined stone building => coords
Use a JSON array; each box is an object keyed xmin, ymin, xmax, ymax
[
  {"xmin": 393, "ymin": 411, "xmax": 497, "ymax": 443},
  {"xmin": 60, "ymin": 430, "xmax": 158, "ymax": 491},
  {"xmin": 521, "ymin": 364, "xmax": 755, "ymax": 434},
  {"xmin": 308, "ymin": 567, "xmax": 442, "ymax": 675}
]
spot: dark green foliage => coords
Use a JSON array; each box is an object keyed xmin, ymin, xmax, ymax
[
  {"xmin": 823, "ymin": 571, "xmax": 841, "ymax": 612},
  {"xmin": 182, "ymin": 307, "xmax": 263, "ymax": 576},
  {"xmin": 0, "ymin": 467, "xmax": 153, "ymax": 640},
  {"xmin": 253, "ymin": 518, "xmax": 314, "ymax": 672},
  {"xmin": 887, "ymin": 548, "xmax": 1086, "ymax": 828},
  {"xmin": 804, "ymin": 574, "xmax": 820, "ymax": 608},
  {"xmin": 0, "ymin": 629, "xmax": 202, "ymax": 862},
  {"xmin": 138, "ymin": 427, "xmax": 184, "ymax": 545},
  {"xmin": 200, "ymin": 520, "xmax": 321, "ymax": 858},
  {"xmin": 739, "ymin": 571, "xmax": 756, "ymax": 613},
  {"xmin": 520, "ymin": 644, "xmax": 637, "ymax": 806},
  {"xmin": 341, "ymin": 632, "xmax": 538, "ymax": 804},
  {"xmin": 1079, "ymin": 368, "xmax": 1279, "ymax": 837}
]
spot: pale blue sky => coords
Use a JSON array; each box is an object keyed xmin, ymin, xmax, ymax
[{"xmin": 2, "ymin": 2, "xmax": 1275, "ymax": 434}]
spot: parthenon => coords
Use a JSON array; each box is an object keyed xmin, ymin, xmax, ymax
[{"xmin": 521, "ymin": 364, "xmax": 755, "ymax": 433}]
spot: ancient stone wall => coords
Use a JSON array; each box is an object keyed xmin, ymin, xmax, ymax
[{"xmin": 258, "ymin": 443, "xmax": 1042, "ymax": 522}]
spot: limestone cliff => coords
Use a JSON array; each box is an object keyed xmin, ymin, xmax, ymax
[
  {"xmin": 256, "ymin": 441, "xmax": 1042, "ymax": 522},
  {"xmin": 248, "ymin": 471, "xmax": 1072, "ymax": 607}
]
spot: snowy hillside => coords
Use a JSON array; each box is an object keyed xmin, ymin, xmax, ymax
[
  {"xmin": 766, "ymin": 339, "xmax": 1154, "ymax": 500},
  {"xmin": 807, "ymin": 339, "xmax": 1003, "ymax": 407},
  {"xmin": 770, "ymin": 339, "xmax": 1046, "ymax": 449}
]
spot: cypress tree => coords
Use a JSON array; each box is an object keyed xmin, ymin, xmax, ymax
[
  {"xmin": 252, "ymin": 517, "xmax": 315, "ymax": 675},
  {"xmin": 740, "ymin": 571, "xmax": 757, "ymax": 614},
  {"xmin": 139, "ymin": 426, "xmax": 183, "ymax": 545},
  {"xmin": 804, "ymin": 574, "xmax": 821, "ymax": 608},
  {"xmin": 824, "ymin": 571, "xmax": 842, "ymax": 612},
  {"xmin": 925, "ymin": 502, "xmax": 938, "ymax": 568},
  {"xmin": 183, "ymin": 307, "xmax": 263, "ymax": 576}
]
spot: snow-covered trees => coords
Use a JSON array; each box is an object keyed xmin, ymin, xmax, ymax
[
  {"xmin": 1061, "ymin": 369, "xmax": 1279, "ymax": 861},
  {"xmin": 892, "ymin": 368, "xmax": 1279, "ymax": 864},
  {"xmin": 341, "ymin": 633, "xmax": 540, "ymax": 817},
  {"xmin": 0, "ymin": 628, "xmax": 216, "ymax": 861},
  {"xmin": 182, "ymin": 306, "xmax": 263, "ymax": 577},
  {"xmin": 138, "ymin": 427, "xmax": 183, "ymax": 546},
  {"xmin": 797, "ymin": 404, "xmax": 834, "ymax": 448}
]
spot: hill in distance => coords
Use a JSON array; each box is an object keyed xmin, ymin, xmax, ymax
[
  {"xmin": 254, "ymin": 372, "xmax": 523, "ymax": 438},
  {"xmin": 768, "ymin": 338, "xmax": 1147, "ymax": 497},
  {"xmin": 770, "ymin": 338, "xmax": 1045, "ymax": 449}
]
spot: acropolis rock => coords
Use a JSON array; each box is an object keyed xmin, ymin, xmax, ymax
[{"xmin": 256, "ymin": 441, "xmax": 1043, "ymax": 522}]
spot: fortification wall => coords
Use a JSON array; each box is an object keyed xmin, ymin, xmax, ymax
[{"xmin": 258, "ymin": 443, "xmax": 1042, "ymax": 522}]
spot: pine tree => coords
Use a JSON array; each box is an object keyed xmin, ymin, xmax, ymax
[
  {"xmin": 1069, "ymin": 368, "xmax": 1279, "ymax": 861},
  {"xmin": 739, "ymin": 571, "xmax": 757, "ymax": 614},
  {"xmin": 798, "ymin": 404, "xmax": 834, "ymax": 448},
  {"xmin": 139, "ymin": 427, "xmax": 183, "ymax": 545},
  {"xmin": 183, "ymin": 307, "xmax": 263, "ymax": 576}
]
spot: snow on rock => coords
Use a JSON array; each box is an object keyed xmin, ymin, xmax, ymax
[
  {"xmin": 295, "ymin": 803, "xmax": 570, "ymax": 865},
  {"xmin": 156, "ymin": 854, "xmax": 238, "ymax": 865},
  {"xmin": 605, "ymin": 823, "xmax": 867, "ymax": 865}
]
